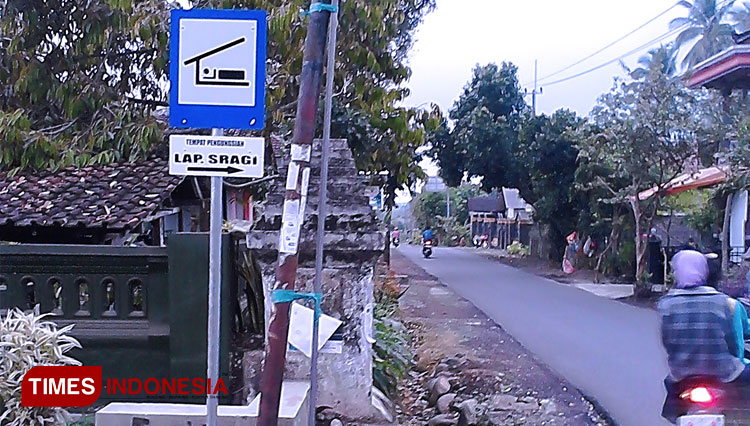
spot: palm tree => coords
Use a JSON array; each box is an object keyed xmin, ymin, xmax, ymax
[
  {"xmin": 729, "ymin": 1, "xmax": 750, "ymax": 33},
  {"xmin": 670, "ymin": 0, "xmax": 735, "ymax": 69},
  {"xmin": 629, "ymin": 44, "xmax": 679, "ymax": 80}
]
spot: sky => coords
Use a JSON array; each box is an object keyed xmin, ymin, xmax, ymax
[
  {"xmin": 403, "ymin": 0, "xmax": 687, "ymax": 118},
  {"xmin": 399, "ymin": 0, "xmax": 690, "ymax": 185}
]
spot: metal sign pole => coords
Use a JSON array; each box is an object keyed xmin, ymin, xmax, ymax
[
  {"xmin": 207, "ymin": 128, "xmax": 224, "ymax": 426},
  {"xmin": 310, "ymin": 1, "xmax": 339, "ymax": 424}
]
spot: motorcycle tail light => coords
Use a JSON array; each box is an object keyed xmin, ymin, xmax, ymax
[{"xmin": 680, "ymin": 386, "xmax": 714, "ymax": 404}]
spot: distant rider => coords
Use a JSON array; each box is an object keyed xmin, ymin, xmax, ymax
[{"xmin": 422, "ymin": 226, "xmax": 434, "ymax": 244}]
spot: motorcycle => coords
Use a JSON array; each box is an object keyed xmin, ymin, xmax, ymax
[
  {"xmin": 473, "ymin": 234, "xmax": 489, "ymax": 249},
  {"xmin": 663, "ymin": 376, "xmax": 750, "ymax": 425},
  {"xmin": 660, "ymin": 264, "xmax": 750, "ymax": 425},
  {"xmin": 422, "ymin": 240, "xmax": 432, "ymax": 258},
  {"xmin": 663, "ymin": 302, "xmax": 750, "ymax": 425},
  {"xmin": 392, "ymin": 236, "xmax": 400, "ymax": 247}
]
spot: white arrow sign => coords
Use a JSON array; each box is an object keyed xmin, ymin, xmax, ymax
[{"xmin": 169, "ymin": 135, "xmax": 264, "ymax": 178}]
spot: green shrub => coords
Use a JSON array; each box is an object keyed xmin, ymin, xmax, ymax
[
  {"xmin": 373, "ymin": 273, "xmax": 413, "ymax": 400},
  {"xmin": 506, "ymin": 241, "xmax": 530, "ymax": 256},
  {"xmin": 0, "ymin": 307, "xmax": 81, "ymax": 426}
]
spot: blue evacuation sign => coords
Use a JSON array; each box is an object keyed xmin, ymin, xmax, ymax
[{"xmin": 169, "ymin": 9, "xmax": 267, "ymax": 130}]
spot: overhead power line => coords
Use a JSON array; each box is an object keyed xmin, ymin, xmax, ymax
[
  {"xmin": 522, "ymin": 0, "xmax": 735, "ymax": 88},
  {"xmin": 529, "ymin": 1, "xmax": 681, "ymax": 86},
  {"xmin": 540, "ymin": 24, "xmax": 684, "ymax": 87}
]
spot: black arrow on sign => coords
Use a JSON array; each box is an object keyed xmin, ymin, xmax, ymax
[{"xmin": 187, "ymin": 166, "xmax": 243, "ymax": 174}]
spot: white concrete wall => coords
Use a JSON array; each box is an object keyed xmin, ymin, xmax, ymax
[{"xmin": 731, "ymin": 190, "xmax": 748, "ymax": 261}]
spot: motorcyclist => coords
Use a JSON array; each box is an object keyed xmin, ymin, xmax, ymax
[
  {"xmin": 659, "ymin": 250, "xmax": 750, "ymax": 405},
  {"xmin": 392, "ymin": 227, "xmax": 400, "ymax": 242},
  {"xmin": 422, "ymin": 226, "xmax": 433, "ymax": 244}
]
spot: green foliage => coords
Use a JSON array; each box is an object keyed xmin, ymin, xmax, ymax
[
  {"xmin": 605, "ymin": 239, "xmax": 637, "ymax": 278},
  {"xmin": 237, "ymin": 250, "xmax": 265, "ymax": 335},
  {"xmin": 0, "ymin": 0, "xmax": 169, "ymax": 173},
  {"xmin": 580, "ymin": 63, "xmax": 699, "ymax": 284},
  {"xmin": 412, "ymin": 191, "xmax": 445, "ymax": 230},
  {"xmin": 669, "ymin": 190, "xmax": 720, "ymax": 235},
  {"xmin": 506, "ymin": 241, "xmax": 530, "ymax": 256},
  {"xmin": 427, "ymin": 114, "xmax": 463, "ymax": 186},
  {"xmin": 722, "ymin": 118, "xmax": 750, "ymax": 191},
  {"xmin": 67, "ymin": 416, "xmax": 94, "ymax": 426},
  {"xmin": 373, "ymin": 273, "xmax": 413, "ymax": 400},
  {"xmin": 429, "ymin": 63, "xmax": 584, "ymax": 259},
  {"xmin": 516, "ymin": 109, "xmax": 583, "ymax": 259},
  {"xmin": 435, "ymin": 216, "xmax": 470, "ymax": 247},
  {"xmin": 0, "ymin": 0, "xmax": 435, "ymax": 172},
  {"xmin": 263, "ymin": 0, "xmax": 435, "ymax": 126},
  {"xmin": 0, "ymin": 308, "xmax": 82, "ymax": 425},
  {"xmin": 670, "ymin": 0, "xmax": 734, "ymax": 69},
  {"xmin": 431, "ymin": 63, "xmax": 527, "ymax": 192},
  {"xmin": 411, "ymin": 185, "xmax": 480, "ymax": 244},
  {"xmin": 627, "ymin": 44, "xmax": 678, "ymax": 80}
]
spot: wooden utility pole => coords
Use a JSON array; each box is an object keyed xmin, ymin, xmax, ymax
[{"xmin": 257, "ymin": 2, "xmax": 332, "ymax": 425}]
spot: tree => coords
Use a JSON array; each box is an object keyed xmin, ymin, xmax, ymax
[
  {"xmin": 581, "ymin": 65, "xmax": 698, "ymax": 290},
  {"xmin": 0, "ymin": 0, "xmax": 171, "ymax": 172},
  {"xmin": 366, "ymin": 107, "xmax": 430, "ymax": 264},
  {"xmin": 433, "ymin": 63, "xmax": 527, "ymax": 192},
  {"xmin": 0, "ymin": 0, "xmax": 436, "ymax": 172},
  {"xmin": 258, "ymin": 0, "xmax": 436, "ymax": 135},
  {"xmin": 516, "ymin": 109, "xmax": 583, "ymax": 260},
  {"xmin": 627, "ymin": 44, "xmax": 678, "ymax": 80},
  {"xmin": 670, "ymin": 0, "xmax": 735, "ymax": 69},
  {"xmin": 411, "ymin": 184, "xmax": 481, "ymax": 232},
  {"xmin": 730, "ymin": 1, "xmax": 750, "ymax": 33},
  {"xmin": 427, "ymin": 113, "xmax": 463, "ymax": 187}
]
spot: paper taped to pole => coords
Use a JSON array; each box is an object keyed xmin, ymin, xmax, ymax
[
  {"xmin": 280, "ymin": 199, "xmax": 301, "ymax": 254},
  {"xmin": 288, "ymin": 303, "xmax": 343, "ymax": 358}
]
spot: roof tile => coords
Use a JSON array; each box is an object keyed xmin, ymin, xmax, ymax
[{"xmin": 0, "ymin": 157, "xmax": 184, "ymax": 231}]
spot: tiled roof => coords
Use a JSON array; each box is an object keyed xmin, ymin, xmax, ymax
[{"xmin": 0, "ymin": 157, "xmax": 184, "ymax": 230}]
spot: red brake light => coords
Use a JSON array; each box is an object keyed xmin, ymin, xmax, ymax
[{"xmin": 680, "ymin": 386, "xmax": 713, "ymax": 403}]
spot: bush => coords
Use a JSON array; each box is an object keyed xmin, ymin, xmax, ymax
[
  {"xmin": 373, "ymin": 272, "xmax": 413, "ymax": 400},
  {"xmin": 506, "ymin": 241, "xmax": 530, "ymax": 256},
  {"xmin": 0, "ymin": 307, "xmax": 82, "ymax": 426}
]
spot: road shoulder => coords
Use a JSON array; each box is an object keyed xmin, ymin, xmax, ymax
[{"xmin": 391, "ymin": 250, "xmax": 612, "ymax": 426}]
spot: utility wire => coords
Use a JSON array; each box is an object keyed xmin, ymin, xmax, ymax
[
  {"xmin": 527, "ymin": 1, "xmax": 681, "ymax": 86},
  {"xmin": 524, "ymin": 0, "xmax": 735, "ymax": 88},
  {"xmin": 540, "ymin": 25, "xmax": 684, "ymax": 87}
]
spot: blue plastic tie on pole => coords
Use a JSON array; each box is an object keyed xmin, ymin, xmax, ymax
[
  {"xmin": 300, "ymin": 2, "xmax": 338, "ymax": 17},
  {"xmin": 271, "ymin": 289, "xmax": 322, "ymax": 320}
]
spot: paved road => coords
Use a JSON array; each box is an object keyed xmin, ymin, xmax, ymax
[{"xmin": 398, "ymin": 245, "xmax": 669, "ymax": 426}]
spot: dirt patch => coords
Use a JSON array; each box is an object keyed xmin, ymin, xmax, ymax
[{"xmin": 389, "ymin": 251, "xmax": 613, "ymax": 426}]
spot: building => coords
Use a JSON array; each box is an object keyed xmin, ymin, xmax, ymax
[
  {"xmin": 468, "ymin": 189, "xmax": 533, "ymax": 249},
  {"xmin": 685, "ymin": 37, "xmax": 750, "ymax": 262},
  {"xmin": 0, "ymin": 157, "xmax": 202, "ymax": 245}
]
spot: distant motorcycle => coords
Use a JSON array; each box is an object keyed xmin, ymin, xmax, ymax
[
  {"xmin": 392, "ymin": 236, "xmax": 400, "ymax": 247},
  {"xmin": 474, "ymin": 234, "xmax": 489, "ymax": 249},
  {"xmin": 422, "ymin": 240, "xmax": 432, "ymax": 258}
]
